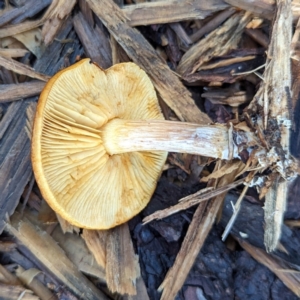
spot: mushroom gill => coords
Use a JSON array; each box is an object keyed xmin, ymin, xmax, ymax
[{"xmin": 32, "ymin": 59, "xmax": 167, "ymax": 229}]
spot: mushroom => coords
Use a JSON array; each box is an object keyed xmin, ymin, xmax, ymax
[{"xmin": 32, "ymin": 58, "xmax": 252, "ymax": 229}]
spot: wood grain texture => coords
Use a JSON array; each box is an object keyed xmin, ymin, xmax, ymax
[
  {"xmin": 52, "ymin": 227, "xmax": 106, "ymax": 281},
  {"xmin": 86, "ymin": 0, "xmax": 211, "ymax": 124},
  {"xmin": 105, "ymin": 224, "xmax": 140, "ymax": 295},
  {"xmin": 0, "ymin": 100, "xmax": 33, "ymax": 233},
  {"xmin": 177, "ymin": 11, "xmax": 251, "ymax": 76},
  {"xmin": 1, "ymin": 81, "xmax": 45, "ymax": 102},
  {"xmin": 0, "ymin": 283, "xmax": 39, "ymax": 300},
  {"xmin": 249, "ymin": 0, "xmax": 293, "ymax": 252},
  {"xmin": 5, "ymin": 212, "xmax": 109, "ymax": 300},
  {"xmin": 0, "ymin": 55, "xmax": 50, "ymax": 81},
  {"xmin": 73, "ymin": 12, "xmax": 112, "ymax": 69},
  {"xmin": 122, "ymin": 0, "xmax": 229, "ymax": 26}
]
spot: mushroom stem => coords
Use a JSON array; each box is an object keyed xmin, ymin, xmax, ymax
[{"xmin": 102, "ymin": 119, "xmax": 253, "ymax": 159}]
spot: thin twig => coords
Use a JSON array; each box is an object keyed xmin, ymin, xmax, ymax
[
  {"xmin": 222, "ymin": 172, "xmax": 256, "ymax": 241},
  {"xmin": 143, "ymin": 178, "xmax": 245, "ymax": 224},
  {"xmin": 233, "ymin": 63, "xmax": 266, "ymax": 75}
]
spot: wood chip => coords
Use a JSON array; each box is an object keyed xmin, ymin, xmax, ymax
[
  {"xmin": 51, "ymin": 226, "xmax": 106, "ymax": 282},
  {"xmin": 41, "ymin": 0, "xmax": 76, "ymax": 45},
  {"xmin": 245, "ymin": 28, "xmax": 269, "ymax": 48},
  {"xmin": 177, "ymin": 11, "xmax": 252, "ymax": 75},
  {"xmin": 16, "ymin": 266, "xmax": 56, "ymax": 300},
  {"xmin": 143, "ymin": 178, "xmax": 245, "ymax": 223},
  {"xmin": 122, "ymin": 0, "xmax": 229, "ymax": 26},
  {"xmin": 82, "ymin": 229, "xmax": 107, "ymax": 269},
  {"xmin": 0, "ymin": 283, "xmax": 39, "ymax": 300},
  {"xmin": 0, "ymin": 47, "xmax": 28, "ymax": 58},
  {"xmin": 0, "ymin": 264, "xmax": 22, "ymax": 285},
  {"xmin": 247, "ymin": 0, "xmax": 295, "ymax": 252},
  {"xmin": 1, "ymin": 81, "xmax": 45, "ymax": 102},
  {"xmin": 5, "ymin": 212, "xmax": 110, "ymax": 300},
  {"xmin": 190, "ymin": 8, "xmax": 236, "ymax": 43},
  {"xmin": 73, "ymin": 12, "xmax": 112, "ymax": 69},
  {"xmin": 0, "ymin": 56, "xmax": 50, "ymax": 81},
  {"xmin": 224, "ymin": 0, "xmax": 274, "ymax": 19},
  {"xmin": 83, "ymin": 225, "xmax": 141, "ymax": 296},
  {"xmin": 0, "ymin": 100, "xmax": 33, "ymax": 234}
]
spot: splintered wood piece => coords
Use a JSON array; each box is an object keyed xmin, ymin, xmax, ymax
[
  {"xmin": 51, "ymin": 227, "xmax": 106, "ymax": 281},
  {"xmin": 0, "ymin": 264, "xmax": 22, "ymax": 285},
  {"xmin": 82, "ymin": 229, "xmax": 107, "ymax": 269},
  {"xmin": 83, "ymin": 225, "xmax": 141, "ymax": 296},
  {"xmin": 16, "ymin": 266, "xmax": 56, "ymax": 300},
  {"xmin": 143, "ymin": 178, "xmax": 245, "ymax": 223},
  {"xmin": 86, "ymin": 0, "xmax": 211, "ymax": 124},
  {"xmin": 0, "ymin": 56, "xmax": 50, "ymax": 81},
  {"xmin": 105, "ymin": 224, "xmax": 140, "ymax": 296},
  {"xmin": 224, "ymin": 0, "xmax": 274, "ymax": 19},
  {"xmin": 5, "ymin": 212, "xmax": 109, "ymax": 300},
  {"xmin": 41, "ymin": 0, "xmax": 76, "ymax": 45},
  {"xmin": 1, "ymin": 81, "xmax": 45, "ymax": 102},
  {"xmin": 0, "ymin": 48, "xmax": 28, "ymax": 58},
  {"xmin": 111, "ymin": 36, "xmax": 131, "ymax": 64},
  {"xmin": 22, "ymin": 207, "xmax": 105, "ymax": 281},
  {"xmin": 291, "ymin": 17, "xmax": 300, "ymax": 61},
  {"xmin": 0, "ymin": 0, "xmax": 55, "ymax": 40},
  {"xmin": 177, "ymin": 11, "xmax": 252, "ymax": 76},
  {"xmin": 250, "ymin": 0, "xmax": 294, "ymax": 252},
  {"xmin": 169, "ymin": 23, "xmax": 192, "ymax": 48},
  {"xmin": 245, "ymin": 28, "xmax": 269, "ymax": 48},
  {"xmin": 0, "ymin": 283, "xmax": 39, "ymax": 300},
  {"xmin": 78, "ymin": 0, "xmax": 95, "ymax": 27},
  {"xmin": 0, "ymin": 100, "xmax": 33, "ymax": 234},
  {"xmin": 0, "ymin": 19, "xmax": 44, "ymax": 39},
  {"xmin": 55, "ymin": 214, "xmax": 79, "ymax": 234},
  {"xmin": 126, "ymin": 276, "xmax": 150, "ymax": 300},
  {"xmin": 264, "ymin": 178, "xmax": 289, "ymax": 251},
  {"xmin": 190, "ymin": 8, "xmax": 236, "ymax": 43},
  {"xmin": 159, "ymin": 161, "xmax": 246, "ymax": 300},
  {"xmin": 293, "ymin": 1, "xmax": 300, "ymax": 19},
  {"xmin": 73, "ymin": 12, "xmax": 112, "ymax": 69},
  {"xmin": 237, "ymin": 237, "xmax": 300, "ymax": 297},
  {"xmin": 122, "ymin": 0, "xmax": 229, "ymax": 26},
  {"xmin": 0, "ymin": 0, "xmax": 51, "ymax": 27}
]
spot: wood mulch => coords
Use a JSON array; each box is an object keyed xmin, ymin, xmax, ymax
[{"xmin": 1, "ymin": 0, "xmax": 300, "ymax": 299}]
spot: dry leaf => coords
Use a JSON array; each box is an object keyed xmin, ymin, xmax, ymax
[{"xmin": 13, "ymin": 28, "xmax": 44, "ymax": 58}]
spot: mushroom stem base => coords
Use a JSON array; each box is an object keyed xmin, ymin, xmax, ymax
[{"xmin": 102, "ymin": 119, "xmax": 242, "ymax": 159}]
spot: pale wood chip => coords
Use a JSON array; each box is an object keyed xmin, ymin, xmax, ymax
[
  {"xmin": 0, "ymin": 56, "xmax": 50, "ymax": 81},
  {"xmin": 5, "ymin": 212, "xmax": 109, "ymax": 300},
  {"xmin": 177, "ymin": 11, "xmax": 252, "ymax": 76},
  {"xmin": 1, "ymin": 81, "xmax": 45, "ymax": 102},
  {"xmin": 122, "ymin": 0, "xmax": 229, "ymax": 26}
]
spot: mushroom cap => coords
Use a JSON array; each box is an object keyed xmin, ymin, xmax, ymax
[{"xmin": 32, "ymin": 59, "xmax": 167, "ymax": 229}]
